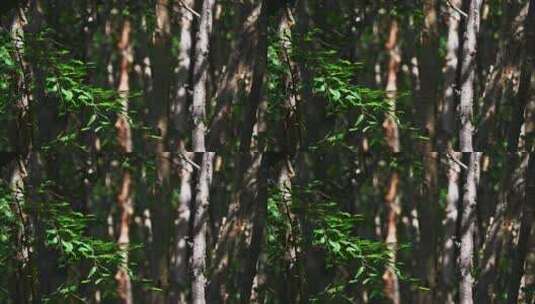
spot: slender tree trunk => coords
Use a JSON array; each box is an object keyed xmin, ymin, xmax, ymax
[
  {"xmin": 192, "ymin": 0, "xmax": 216, "ymax": 152},
  {"xmin": 192, "ymin": 152, "xmax": 215, "ymax": 304},
  {"xmin": 240, "ymin": 153, "xmax": 281, "ymax": 303},
  {"xmin": 419, "ymin": 0, "xmax": 439, "ymax": 150},
  {"xmin": 459, "ymin": 0, "xmax": 483, "ymax": 152},
  {"xmin": 150, "ymin": 0, "xmax": 172, "ymax": 152},
  {"xmin": 507, "ymin": 154, "xmax": 534, "ymax": 304},
  {"xmin": 440, "ymin": 0, "xmax": 462, "ymax": 150},
  {"xmin": 383, "ymin": 170, "xmax": 401, "ymax": 304},
  {"xmin": 441, "ymin": 152, "xmax": 461, "ymax": 304},
  {"xmin": 382, "ymin": 17, "xmax": 401, "ymax": 304},
  {"xmin": 172, "ymin": 152, "xmax": 194, "ymax": 303},
  {"xmin": 7, "ymin": 157, "xmax": 30, "ymax": 304},
  {"xmin": 382, "ymin": 18, "xmax": 401, "ymax": 153},
  {"xmin": 507, "ymin": 0, "xmax": 535, "ymax": 151},
  {"xmin": 114, "ymin": 14, "xmax": 134, "ymax": 304},
  {"xmin": 439, "ymin": 3, "xmax": 462, "ymax": 303},
  {"xmin": 459, "ymin": 152, "xmax": 481, "ymax": 304},
  {"xmin": 149, "ymin": 3, "xmax": 173, "ymax": 302},
  {"xmin": 172, "ymin": 0, "xmax": 195, "ymax": 150},
  {"xmin": 170, "ymin": 3, "xmax": 195, "ymax": 297},
  {"xmin": 115, "ymin": 169, "xmax": 134, "ymax": 304},
  {"xmin": 417, "ymin": 5, "xmax": 440, "ymax": 296},
  {"xmin": 6, "ymin": 9, "xmax": 33, "ymax": 303},
  {"xmin": 458, "ymin": 4, "xmax": 482, "ymax": 299}
]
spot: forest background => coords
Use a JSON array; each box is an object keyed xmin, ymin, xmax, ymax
[{"xmin": 0, "ymin": 0, "xmax": 534, "ymax": 303}]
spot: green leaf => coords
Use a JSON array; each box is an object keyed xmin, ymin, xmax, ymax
[{"xmin": 62, "ymin": 89, "xmax": 74, "ymax": 102}]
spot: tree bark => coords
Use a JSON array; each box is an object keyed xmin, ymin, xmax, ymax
[
  {"xmin": 417, "ymin": 7, "xmax": 440, "ymax": 302},
  {"xmin": 192, "ymin": 0, "xmax": 216, "ymax": 152},
  {"xmin": 440, "ymin": 0, "xmax": 462, "ymax": 150},
  {"xmin": 459, "ymin": 0, "xmax": 483, "ymax": 152},
  {"xmin": 383, "ymin": 170, "xmax": 401, "ymax": 304},
  {"xmin": 459, "ymin": 152, "xmax": 481, "ymax": 304},
  {"xmin": 150, "ymin": 0, "xmax": 172, "ymax": 152},
  {"xmin": 172, "ymin": 152, "xmax": 194, "ymax": 303},
  {"xmin": 240, "ymin": 153, "xmax": 281, "ymax": 303},
  {"xmin": 192, "ymin": 152, "xmax": 215, "ymax": 304},
  {"xmin": 114, "ymin": 15, "xmax": 134, "ymax": 304},
  {"xmin": 382, "ymin": 18, "xmax": 401, "ymax": 153},
  {"xmin": 382, "ymin": 17, "xmax": 401, "ymax": 304},
  {"xmin": 172, "ymin": 0, "xmax": 195, "ymax": 150},
  {"xmin": 441, "ymin": 152, "xmax": 461, "ymax": 304},
  {"xmin": 418, "ymin": 0, "xmax": 439, "ymax": 151},
  {"xmin": 149, "ymin": 3, "xmax": 173, "ymax": 303}
]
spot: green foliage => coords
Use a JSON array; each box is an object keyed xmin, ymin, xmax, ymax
[
  {"xmin": 0, "ymin": 28, "xmax": 122, "ymax": 151},
  {"xmin": 266, "ymin": 25, "xmax": 393, "ymax": 151},
  {"xmin": 266, "ymin": 181, "xmax": 401, "ymax": 303},
  {"xmin": 0, "ymin": 181, "xmax": 128, "ymax": 302}
]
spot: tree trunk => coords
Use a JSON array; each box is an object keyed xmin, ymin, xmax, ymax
[
  {"xmin": 459, "ymin": 152, "xmax": 481, "ymax": 304},
  {"xmin": 441, "ymin": 152, "xmax": 461, "ymax": 304},
  {"xmin": 382, "ymin": 18, "xmax": 401, "ymax": 153},
  {"xmin": 172, "ymin": 152, "xmax": 194, "ymax": 303},
  {"xmin": 417, "ymin": 6, "xmax": 440, "ymax": 301},
  {"xmin": 172, "ymin": 0, "xmax": 195, "ymax": 150},
  {"xmin": 382, "ymin": 17, "xmax": 401, "ymax": 304},
  {"xmin": 149, "ymin": 2, "xmax": 173, "ymax": 302},
  {"xmin": 418, "ymin": 0, "xmax": 439, "ymax": 151},
  {"xmin": 440, "ymin": 0, "xmax": 462, "ymax": 150},
  {"xmin": 240, "ymin": 153, "xmax": 281, "ymax": 303},
  {"xmin": 150, "ymin": 0, "xmax": 172, "ymax": 152},
  {"xmin": 383, "ymin": 170, "xmax": 401, "ymax": 304},
  {"xmin": 192, "ymin": 152, "xmax": 215, "ymax": 304},
  {"xmin": 114, "ymin": 16, "xmax": 134, "ymax": 304},
  {"xmin": 192, "ymin": 0, "xmax": 216, "ymax": 152},
  {"xmin": 459, "ymin": 0, "xmax": 483, "ymax": 152}
]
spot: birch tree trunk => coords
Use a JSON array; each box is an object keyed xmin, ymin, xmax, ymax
[
  {"xmin": 459, "ymin": 152, "xmax": 481, "ymax": 304},
  {"xmin": 192, "ymin": 0, "xmax": 216, "ymax": 152},
  {"xmin": 192, "ymin": 152, "xmax": 215, "ymax": 304},
  {"xmin": 439, "ymin": 2, "xmax": 462, "ymax": 303},
  {"xmin": 459, "ymin": 0, "xmax": 483, "ymax": 152}
]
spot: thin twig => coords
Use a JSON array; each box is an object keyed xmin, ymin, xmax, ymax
[
  {"xmin": 446, "ymin": 0, "xmax": 468, "ymax": 18},
  {"xmin": 178, "ymin": 152, "xmax": 201, "ymax": 170},
  {"xmin": 178, "ymin": 0, "xmax": 200, "ymax": 18},
  {"xmin": 447, "ymin": 151, "xmax": 468, "ymax": 170}
]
